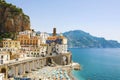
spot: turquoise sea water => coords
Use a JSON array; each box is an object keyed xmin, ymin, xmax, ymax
[{"xmin": 70, "ymin": 48, "xmax": 120, "ymax": 80}]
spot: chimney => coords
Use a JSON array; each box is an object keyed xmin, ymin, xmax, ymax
[{"xmin": 53, "ymin": 28, "xmax": 56, "ymax": 36}]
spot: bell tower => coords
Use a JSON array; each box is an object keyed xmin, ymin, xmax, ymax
[{"xmin": 53, "ymin": 28, "xmax": 56, "ymax": 36}]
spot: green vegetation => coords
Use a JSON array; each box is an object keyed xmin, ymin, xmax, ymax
[
  {"xmin": 63, "ymin": 30, "xmax": 120, "ymax": 48},
  {"xmin": 10, "ymin": 6, "xmax": 23, "ymax": 13},
  {"xmin": 0, "ymin": 32, "xmax": 16, "ymax": 41},
  {"xmin": 0, "ymin": 1, "xmax": 23, "ymax": 14},
  {"xmin": 0, "ymin": 0, "xmax": 30, "ymax": 33},
  {"xmin": 23, "ymin": 14, "xmax": 30, "ymax": 20},
  {"xmin": 0, "ymin": 0, "xmax": 6, "ymax": 3}
]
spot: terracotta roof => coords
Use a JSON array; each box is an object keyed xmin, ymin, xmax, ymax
[{"xmin": 47, "ymin": 36, "xmax": 58, "ymax": 40}]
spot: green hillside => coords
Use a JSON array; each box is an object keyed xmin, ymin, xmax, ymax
[{"xmin": 63, "ymin": 30, "xmax": 120, "ymax": 48}]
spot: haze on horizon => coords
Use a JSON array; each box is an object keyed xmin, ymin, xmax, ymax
[{"xmin": 6, "ymin": 0, "xmax": 120, "ymax": 42}]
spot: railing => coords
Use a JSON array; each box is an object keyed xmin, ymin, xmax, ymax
[{"xmin": 0, "ymin": 52, "xmax": 71, "ymax": 66}]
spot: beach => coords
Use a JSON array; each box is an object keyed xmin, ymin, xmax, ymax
[{"xmin": 17, "ymin": 63, "xmax": 80, "ymax": 80}]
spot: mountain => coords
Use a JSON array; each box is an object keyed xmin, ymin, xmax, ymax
[
  {"xmin": 63, "ymin": 30, "xmax": 120, "ymax": 48},
  {"xmin": 0, "ymin": 0, "xmax": 30, "ymax": 33}
]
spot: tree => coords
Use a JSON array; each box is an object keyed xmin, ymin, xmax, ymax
[{"xmin": 0, "ymin": 0, "xmax": 6, "ymax": 2}]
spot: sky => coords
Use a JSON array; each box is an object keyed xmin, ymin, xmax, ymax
[{"xmin": 5, "ymin": 0, "xmax": 120, "ymax": 42}]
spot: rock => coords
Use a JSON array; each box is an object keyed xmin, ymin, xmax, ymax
[
  {"xmin": 72, "ymin": 63, "xmax": 81, "ymax": 70},
  {"xmin": 0, "ymin": 1, "xmax": 30, "ymax": 33}
]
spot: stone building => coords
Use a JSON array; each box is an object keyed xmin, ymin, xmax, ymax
[
  {"xmin": 17, "ymin": 34, "xmax": 41, "ymax": 47},
  {"xmin": 2, "ymin": 39, "xmax": 21, "ymax": 49}
]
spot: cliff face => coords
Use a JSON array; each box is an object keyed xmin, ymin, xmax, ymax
[{"xmin": 0, "ymin": 1, "xmax": 30, "ymax": 33}]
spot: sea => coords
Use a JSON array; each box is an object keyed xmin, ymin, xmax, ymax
[{"xmin": 70, "ymin": 48, "xmax": 120, "ymax": 80}]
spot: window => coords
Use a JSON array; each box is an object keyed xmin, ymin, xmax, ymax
[{"xmin": 1, "ymin": 55, "xmax": 3, "ymax": 59}]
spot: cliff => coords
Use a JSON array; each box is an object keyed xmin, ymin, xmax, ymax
[{"xmin": 0, "ymin": 0, "xmax": 30, "ymax": 33}]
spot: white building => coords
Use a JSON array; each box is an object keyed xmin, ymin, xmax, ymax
[
  {"xmin": 0, "ymin": 52, "xmax": 10, "ymax": 64},
  {"xmin": 0, "ymin": 48, "xmax": 18, "ymax": 52},
  {"xmin": 39, "ymin": 32, "xmax": 49, "ymax": 44},
  {"xmin": 19, "ymin": 30, "xmax": 31, "ymax": 35},
  {"xmin": 19, "ymin": 30, "xmax": 36, "ymax": 37},
  {"xmin": 0, "ymin": 73, "xmax": 4, "ymax": 80},
  {"xmin": 56, "ymin": 44, "xmax": 68, "ymax": 54},
  {"xmin": 55, "ymin": 35, "xmax": 68, "ymax": 54},
  {"xmin": 28, "ymin": 46, "xmax": 47, "ymax": 57}
]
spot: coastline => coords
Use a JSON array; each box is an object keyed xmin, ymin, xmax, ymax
[
  {"xmin": 71, "ymin": 70, "xmax": 80, "ymax": 80},
  {"xmin": 12, "ymin": 62, "xmax": 80, "ymax": 80},
  {"xmin": 69, "ymin": 71, "xmax": 77, "ymax": 80}
]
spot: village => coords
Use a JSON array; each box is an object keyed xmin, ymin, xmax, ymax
[{"xmin": 0, "ymin": 28, "xmax": 80, "ymax": 80}]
